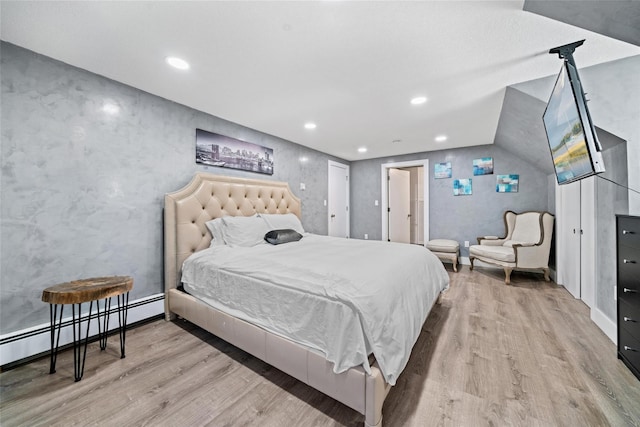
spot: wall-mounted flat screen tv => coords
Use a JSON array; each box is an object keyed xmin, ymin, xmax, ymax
[{"xmin": 543, "ymin": 62, "xmax": 605, "ymax": 185}]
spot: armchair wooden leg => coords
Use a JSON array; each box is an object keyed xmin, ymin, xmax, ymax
[
  {"xmin": 543, "ymin": 268, "xmax": 550, "ymax": 282},
  {"xmin": 504, "ymin": 268, "xmax": 512, "ymax": 285},
  {"xmin": 469, "ymin": 257, "xmax": 475, "ymax": 271}
]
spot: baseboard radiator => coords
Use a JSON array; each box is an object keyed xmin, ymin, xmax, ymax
[{"xmin": 0, "ymin": 293, "xmax": 164, "ymax": 369}]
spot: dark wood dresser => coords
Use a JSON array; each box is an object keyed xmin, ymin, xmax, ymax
[{"xmin": 617, "ymin": 214, "xmax": 640, "ymax": 380}]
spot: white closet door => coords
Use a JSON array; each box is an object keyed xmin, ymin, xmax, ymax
[{"xmin": 556, "ymin": 178, "xmax": 596, "ymax": 307}]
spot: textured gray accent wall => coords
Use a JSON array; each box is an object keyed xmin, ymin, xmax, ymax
[
  {"xmin": 523, "ymin": 1, "xmax": 640, "ymax": 46},
  {"xmin": 350, "ymin": 145, "xmax": 550, "ymax": 258},
  {"xmin": 546, "ymin": 174, "xmax": 557, "ymax": 271},
  {"xmin": 596, "ymin": 142, "xmax": 628, "ymax": 319},
  {"xmin": 0, "ymin": 42, "xmax": 346, "ymax": 334},
  {"xmin": 494, "ymin": 87, "xmax": 555, "ymax": 175}
]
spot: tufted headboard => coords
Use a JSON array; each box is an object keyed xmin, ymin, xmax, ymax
[{"xmin": 164, "ymin": 173, "xmax": 301, "ymax": 293}]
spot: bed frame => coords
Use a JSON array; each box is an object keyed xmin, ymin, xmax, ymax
[{"xmin": 164, "ymin": 173, "xmax": 391, "ymax": 426}]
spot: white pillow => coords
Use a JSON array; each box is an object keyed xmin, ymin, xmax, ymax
[
  {"xmin": 220, "ymin": 215, "xmax": 269, "ymax": 247},
  {"xmin": 205, "ymin": 218, "xmax": 226, "ymax": 247},
  {"xmin": 260, "ymin": 213, "xmax": 305, "ymax": 234}
]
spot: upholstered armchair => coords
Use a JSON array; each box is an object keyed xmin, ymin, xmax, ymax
[{"xmin": 469, "ymin": 210, "xmax": 554, "ymax": 284}]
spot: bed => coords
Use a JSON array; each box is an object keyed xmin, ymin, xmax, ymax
[{"xmin": 164, "ymin": 173, "xmax": 449, "ymax": 426}]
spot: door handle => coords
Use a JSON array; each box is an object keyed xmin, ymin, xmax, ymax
[
  {"xmin": 622, "ymin": 230, "xmax": 635, "ymax": 235},
  {"xmin": 623, "ymin": 288, "xmax": 637, "ymax": 293},
  {"xmin": 330, "ymin": 214, "xmax": 336, "ymax": 219},
  {"xmin": 623, "ymin": 259, "xmax": 636, "ymax": 264}
]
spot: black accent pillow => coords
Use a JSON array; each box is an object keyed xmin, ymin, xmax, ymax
[{"xmin": 264, "ymin": 229, "xmax": 303, "ymax": 245}]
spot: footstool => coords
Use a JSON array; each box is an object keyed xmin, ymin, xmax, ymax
[{"xmin": 427, "ymin": 239, "xmax": 460, "ymax": 272}]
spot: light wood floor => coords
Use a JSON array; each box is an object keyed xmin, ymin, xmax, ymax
[{"xmin": 2, "ymin": 266, "xmax": 639, "ymax": 426}]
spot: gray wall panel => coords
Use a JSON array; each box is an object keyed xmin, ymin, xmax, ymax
[
  {"xmin": 0, "ymin": 42, "xmax": 346, "ymax": 334},
  {"xmin": 523, "ymin": 1, "xmax": 640, "ymax": 47},
  {"xmin": 350, "ymin": 145, "xmax": 550, "ymax": 258},
  {"xmin": 596, "ymin": 143, "xmax": 628, "ymax": 319}
]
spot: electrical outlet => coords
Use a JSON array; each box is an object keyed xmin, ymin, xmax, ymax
[
  {"xmin": 464, "ymin": 240, "xmax": 469, "ymax": 248},
  {"xmin": 374, "ymin": 200, "xmax": 379, "ymax": 206},
  {"xmin": 323, "ymin": 200, "xmax": 327, "ymax": 206},
  {"xmin": 364, "ymin": 234, "xmax": 369, "ymax": 240},
  {"xmin": 300, "ymin": 183, "xmax": 306, "ymax": 191}
]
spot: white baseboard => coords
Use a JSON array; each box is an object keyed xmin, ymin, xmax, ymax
[
  {"xmin": 0, "ymin": 293, "xmax": 165, "ymax": 366},
  {"xmin": 591, "ymin": 306, "xmax": 617, "ymax": 345}
]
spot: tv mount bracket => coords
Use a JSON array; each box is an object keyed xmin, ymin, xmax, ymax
[
  {"xmin": 548, "ymin": 39, "xmax": 585, "ymax": 66},
  {"xmin": 548, "ymin": 39, "xmax": 607, "ymax": 154}
]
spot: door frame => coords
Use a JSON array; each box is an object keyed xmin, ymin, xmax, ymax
[
  {"xmin": 381, "ymin": 159, "xmax": 429, "ymax": 244},
  {"xmin": 328, "ymin": 160, "xmax": 350, "ymax": 238}
]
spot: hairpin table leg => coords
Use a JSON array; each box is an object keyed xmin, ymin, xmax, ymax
[
  {"xmin": 72, "ymin": 301, "xmax": 93, "ymax": 382},
  {"xmin": 117, "ymin": 292, "xmax": 129, "ymax": 358},
  {"xmin": 48, "ymin": 304, "xmax": 64, "ymax": 374}
]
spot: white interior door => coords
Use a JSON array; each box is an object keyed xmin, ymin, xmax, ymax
[
  {"xmin": 328, "ymin": 161, "xmax": 349, "ymax": 238},
  {"xmin": 418, "ymin": 167, "xmax": 425, "ymax": 244},
  {"xmin": 388, "ymin": 168, "xmax": 410, "ymax": 243},
  {"xmin": 560, "ymin": 180, "xmax": 581, "ymax": 299}
]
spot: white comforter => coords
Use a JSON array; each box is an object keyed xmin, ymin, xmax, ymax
[{"xmin": 181, "ymin": 234, "xmax": 449, "ymax": 385}]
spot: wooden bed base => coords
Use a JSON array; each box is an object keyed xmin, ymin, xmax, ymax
[{"xmin": 164, "ymin": 173, "xmax": 391, "ymax": 426}]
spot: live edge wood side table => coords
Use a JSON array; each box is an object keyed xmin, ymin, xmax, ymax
[{"xmin": 41, "ymin": 276, "xmax": 133, "ymax": 382}]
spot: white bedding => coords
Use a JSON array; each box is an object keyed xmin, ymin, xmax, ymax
[{"xmin": 181, "ymin": 234, "xmax": 449, "ymax": 385}]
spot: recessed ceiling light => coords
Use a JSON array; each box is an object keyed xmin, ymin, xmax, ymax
[
  {"xmin": 299, "ymin": 156, "xmax": 309, "ymax": 163},
  {"xmin": 358, "ymin": 147, "xmax": 367, "ymax": 153},
  {"xmin": 435, "ymin": 135, "xmax": 448, "ymax": 142},
  {"xmin": 304, "ymin": 122, "xmax": 317, "ymax": 130},
  {"xmin": 410, "ymin": 96, "xmax": 427, "ymax": 105},
  {"xmin": 166, "ymin": 56, "xmax": 190, "ymax": 70}
]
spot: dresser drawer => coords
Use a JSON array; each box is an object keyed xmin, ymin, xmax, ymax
[
  {"xmin": 617, "ymin": 216, "xmax": 640, "ymax": 381},
  {"xmin": 619, "ymin": 283, "xmax": 640, "ymax": 308},
  {"xmin": 618, "ymin": 327, "xmax": 640, "ymax": 379},
  {"xmin": 618, "ymin": 216, "xmax": 640, "ymax": 249},
  {"xmin": 617, "ymin": 245, "xmax": 640, "ymax": 287},
  {"xmin": 618, "ymin": 276, "xmax": 640, "ymax": 307},
  {"xmin": 619, "ymin": 298, "xmax": 640, "ymax": 342}
]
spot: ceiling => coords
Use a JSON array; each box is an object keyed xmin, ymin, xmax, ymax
[{"xmin": 1, "ymin": 1, "xmax": 639, "ymax": 161}]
